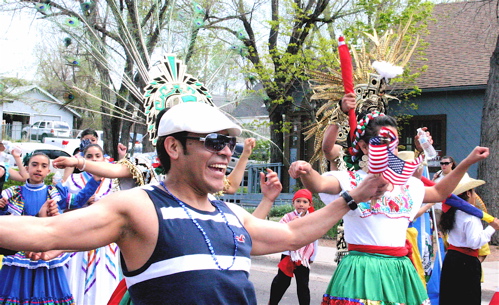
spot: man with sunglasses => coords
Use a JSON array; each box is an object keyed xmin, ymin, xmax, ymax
[{"xmin": 0, "ymin": 102, "xmax": 389, "ymax": 305}]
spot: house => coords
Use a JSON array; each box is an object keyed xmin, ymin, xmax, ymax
[
  {"xmin": 389, "ymin": 0, "xmax": 498, "ymax": 177},
  {"xmin": 0, "ymin": 84, "xmax": 81, "ymax": 140},
  {"xmin": 212, "ymin": 85, "xmax": 271, "ymax": 140}
]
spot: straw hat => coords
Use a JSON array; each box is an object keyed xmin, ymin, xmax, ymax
[
  {"xmin": 452, "ymin": 175, "xmax": 485, "ymax": 195},
  {"xmin": 398, "ymin": 151, "xmax": 415, "ymax": 162}
]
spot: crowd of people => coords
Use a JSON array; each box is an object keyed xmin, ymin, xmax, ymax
[{"xmin": 0, "ymin": 94, "xmax": 496, "ymax": 305}]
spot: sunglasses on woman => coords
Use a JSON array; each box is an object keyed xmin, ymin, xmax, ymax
[
  {"xmin": 184, "ymin": 133, "xmax": 237, "ymax": 153},
  {"xmin": 440, "ymin": 162, "xmax": 451, "ymax": 165}
]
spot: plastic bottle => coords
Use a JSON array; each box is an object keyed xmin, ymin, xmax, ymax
[
  {"xmin": 417, "ymin": 128, "xmax": 437, "ymax": 159},
  {"xmin": 53, "ymin": 171, "xmax": 63, "ymax": 184}
]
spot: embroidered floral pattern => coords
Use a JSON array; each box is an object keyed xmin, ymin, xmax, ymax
[{"xmin": 350, "ymin": 171, "xmax": 414, "ymax": 219}]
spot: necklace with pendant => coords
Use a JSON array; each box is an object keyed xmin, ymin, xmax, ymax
[{"xmin": 159, "ymin": 181, "xmax": 238, "ymax": 270}]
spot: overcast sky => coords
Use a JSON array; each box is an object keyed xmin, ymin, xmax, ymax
[{"xmin": 0, "ymin": 10, "xmax": 43, "ymax": 80}]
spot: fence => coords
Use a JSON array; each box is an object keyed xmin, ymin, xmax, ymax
[
  {"xmin": 222, "ymin": 162, "xmax": 294, "ymax": 208},
  {"xmin": 1, "ymin": 123, "xmax": 82, "ymax": 141}
]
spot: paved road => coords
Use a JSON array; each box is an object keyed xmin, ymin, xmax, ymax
[
  {"xmin": 250, "ymin": 256, "xmax": 333, "ymax": 304},
  {"xmin": 250, "ymin": 248, "xmax": 496, "ymax": 305}
]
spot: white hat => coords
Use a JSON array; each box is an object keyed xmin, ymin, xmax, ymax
[
  {"xmin": 157, "ymin": 102, "xmax": 242, "ymax": 137},
  {"xmin": 452, "ymin": 175, "xmax": 485, "ymax": 195}
]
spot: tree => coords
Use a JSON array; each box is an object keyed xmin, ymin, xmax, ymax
[
  {"xmin": 200, "ymin": 0, "xmax": 432, "ymax": 165},
  {"xmin": 9, "ymin": 0, "xmax": 201, "ymax": 157},
  {"xmin": 478, "ymin": 0, "xmax": 499, "ymax": 244}
]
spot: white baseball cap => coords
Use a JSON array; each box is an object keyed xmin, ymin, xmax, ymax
[{"xmin": 157, "ymin": 102, "xmax": 242, "ymax": 137}]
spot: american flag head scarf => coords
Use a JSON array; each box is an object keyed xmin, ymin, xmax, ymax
[{"xmin": 368, "ymin": 127, "xmax": 424, "ymax": 185}]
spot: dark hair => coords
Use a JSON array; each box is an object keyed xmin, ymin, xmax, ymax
[
  {"xmin": 439, "ymin": 191, "xmax": 471, "ymax": 233},
  {"xmin": 155, "ymin": 108, "xmax": 170, "ymax": 131},
  {"xmin": 80, "ymin": 128, "xmax": 99, "ymax": 139},
  {"xmin": 82, "ymin": 144, "xmax": 104, "ymax": 155},
  {"xmin": 441, "ymin": 156, "xmax": 458, "ymax": 170},
  {"xmin": 23, "ymin": 151, "xmax": 50, "ymax": 166},
  {"xmin": 355, "ymin": 114, "xmax": 398, "ymax": 159},
  {"xmin": 156, "ymin": 132, "xmax": 188, "ymax": 174}
]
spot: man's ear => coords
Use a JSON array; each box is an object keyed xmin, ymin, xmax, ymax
[
  {"xmin": 358, "ymin": 140, "xmax": 369, "ymax": 155},
  {"xmin": 164, "ymin": 136, "xmax": 181, "ymax": 160}
]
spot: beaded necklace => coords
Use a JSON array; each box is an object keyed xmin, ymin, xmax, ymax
[{"xmin": 159, "ymin": 181, "xmax": 238, "ymax": 270}]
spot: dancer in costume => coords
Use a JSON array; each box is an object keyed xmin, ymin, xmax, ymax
[
  {"xmin": 439, "ymin": 176, "xmax": 499, "ymax": 305},
  {"xmin": 289, "ymin": 112, "xmax": 489, "ymax": 305},
  {"xmin": 63, "ymin": 128, "xmax": 127, "ymax": 181},
  {"xmin": 0, "ymin": 152, "xmax": 101, "ymax": 305},
  {"xmin": 305, "ymin": 26, "xmax": 420, "ymax": 264},
  {"xmin": 63, "ymin": 144, "xmax": 121, "ymax": 305},
  {"xmin": 269, "ymin": 189, "xmax": 318, "ymax": 305},
  {"xmin": 0, "ymin": 100, "xmax": 390, "ymax": 305}
]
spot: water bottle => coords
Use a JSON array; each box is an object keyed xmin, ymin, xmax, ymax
[
  {"xmin": 53, "ymin": 171, "xmax": 63, "ymax": 184},
  {"xmin": 417, "ymin": 128, "xmax": 437, "ymax": 159}
]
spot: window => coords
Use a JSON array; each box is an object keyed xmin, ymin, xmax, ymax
[
  {"xmin": 399, "ymin": 114, "xmax": 446, "ymax": 169},
  {"xmin": 54, "ymin": 122, "xmax": 69, "ymax": 129}
]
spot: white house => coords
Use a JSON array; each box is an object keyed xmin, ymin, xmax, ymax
[{"xmin": 0, "ymin": 85, "xmax": 81, "ymax": 140}]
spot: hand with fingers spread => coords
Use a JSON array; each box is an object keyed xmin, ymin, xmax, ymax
[{"xmin": 260, "ymin": 168, "xmax": 282, "ymax": 203}]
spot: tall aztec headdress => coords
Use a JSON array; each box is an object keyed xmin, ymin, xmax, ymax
[
  {"xmin": 304, "ymin": 20, "xmax": 420, "ymax": 173},
  {"xmin": 143, "ymin": 54, "xmax": 215, "ymax": 145}
]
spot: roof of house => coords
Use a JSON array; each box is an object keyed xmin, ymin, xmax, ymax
[
  {"xmin": 213, "ymin": 84, "xmax": 268, "ymax": 118},
  {"xmin": 7, "ymin": 85, "xmax": 81, "ymax": 118},
  {"xmin": 413, "ymin": 1, "xmax": 498, "ymax": 90}
]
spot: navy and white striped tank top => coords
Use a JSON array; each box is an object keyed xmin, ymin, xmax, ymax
[{"xmin": 122, "ymin": 184, "xmax": 257, "ymax": 305}]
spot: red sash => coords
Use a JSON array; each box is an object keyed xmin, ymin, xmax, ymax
[
  {"xmin": 348, "ymin": 244, "xmax": 409, "ymax": 257},
  {"xmin": 448, "ymin": 244, "xmax": 479, "ymax": 257}
]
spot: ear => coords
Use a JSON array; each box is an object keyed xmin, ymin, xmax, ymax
[
  {"xmin": 358, "ymin": 140, "xmax": 369, "ymax": 155},
  {"xmin": 163, "ymin": 136, "xmax": 182, "ymax": 160}
]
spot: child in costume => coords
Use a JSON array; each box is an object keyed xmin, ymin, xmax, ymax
[
  {"xmin": 63, "ymin": 144, "xmax": 121, "ymax": 305},
  {"xmin": 0, "ymin": 152, "xmax": 101, "ymax": 305},
  {"xmin": 269, "ymin": 189, "xmax": 318, "ymax": 305}
]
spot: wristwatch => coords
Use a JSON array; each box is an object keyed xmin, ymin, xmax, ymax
[{"xmin": 340, "ymin": 190, "xmax": 358, "ymax": 210}]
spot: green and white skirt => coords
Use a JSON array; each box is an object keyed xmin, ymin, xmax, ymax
[{"xmin": 322, "ymin": 251, "xmax": 430, "ymax": 305}]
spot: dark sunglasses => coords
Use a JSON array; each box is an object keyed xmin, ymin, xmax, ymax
[
  {"xmin": 184, "ymin": 133, "xmax": 237, "ymax": 153},
  {"xmin": 440, "ymin": 162, "xmax": 451, "ymax": 165}
]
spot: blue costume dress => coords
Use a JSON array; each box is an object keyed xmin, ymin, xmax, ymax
[{"xmin": 0, "ymin": 179, "xmax": 99, "ymax": 305}]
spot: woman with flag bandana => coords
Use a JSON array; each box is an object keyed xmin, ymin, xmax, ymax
[{"xmin": 289, "ymin": 111, "xmax": 489, "ymax": 305}]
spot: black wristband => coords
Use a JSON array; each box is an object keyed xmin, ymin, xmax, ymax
[{"xmin": 340, "ymin": 190, "xmax": 358, "ymax": 210}]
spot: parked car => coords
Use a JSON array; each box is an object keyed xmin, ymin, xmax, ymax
[
  {"xmin": 21, "ymin": 121, "xmax": 71, "ymax": 142},
  {"xmin": 128, "ymin": 133, "xmax": 143, "ymax": 154},
  {"xmin": 10, "ymin": 142, "xmax": 72, "ymax": 176},
  {"xmin": 44, "ymin": 129, "xmax": 105, "ymax": 155}
]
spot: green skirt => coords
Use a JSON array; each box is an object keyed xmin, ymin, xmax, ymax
[{"xmin": 322, "ymin": 251, "xmax": 430, "ymax": 305}]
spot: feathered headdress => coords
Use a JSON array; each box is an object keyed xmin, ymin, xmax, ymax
[
  {"xmin": 143, "ymin": 54, "xmax": 215, "ymax": 145},
  {"xmin": 304, "ymin": 20, "xmax": 420, "ymax": 172}
]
